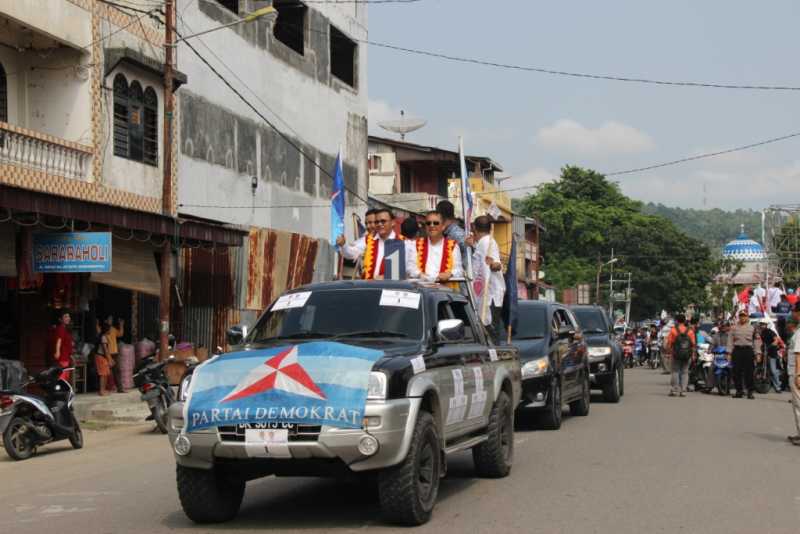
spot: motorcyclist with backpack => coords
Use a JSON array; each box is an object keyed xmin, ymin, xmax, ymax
[{"xmin": 666, "ymin": 314, "xmax": 697, "ymax": 397}]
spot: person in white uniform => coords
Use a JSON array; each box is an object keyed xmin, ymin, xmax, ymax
[{"xmin": 470, "ymin": 215, "xmax": 506, "ymax": 342}]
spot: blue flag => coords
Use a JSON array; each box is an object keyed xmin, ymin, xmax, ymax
[
  {"xmin": 502, "ymin": 235, "xmax": 519, "ymax": 338},
  {"xmin": 330, "ymin": 152, "xmax": 345, "ymax": 247}
]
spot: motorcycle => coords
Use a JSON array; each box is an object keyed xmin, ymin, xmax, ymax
[
  {"xmin": 635, "ymin": 337, "xmax": 647, "ymax": 366},
  {"xmin": 712, "ymin": 348, "xmax": 732, "ymax": 396},
  {"xmin": 753, "ymin": 352, "xmax": 773, "ymax": 395},
  {"xmin": 133, "ymin": 355, "xmax": 197, "ymax": 434},
  {"xmin": 0, "ymin": 366, "xmax": 83, "ymax": 460},
  {"xmin": 648, "ymin": 341, "xmax": 661, "ymax": 369},
  {"xmin": 622, "ymin": 340, "xmax": 635, "ymax": 368},
  {"xmin": 690, "ymin": 343, "xmax": 714, "ymax": 391}
]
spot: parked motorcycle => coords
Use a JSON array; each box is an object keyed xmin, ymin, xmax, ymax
[
  {"xmin": 133, "ymin": 355, "xmax": 197, "ymax": 433},
  {"xmin": 690, "ymin": 343, "xmax": 714, "ymax": 391},
  {"xmin": 712, "ymin": 348, "xmax": 732, "ymax": 396},
  {"xmin": 0, "ymin": 366, "xmax": 83, "ymax": 460}
]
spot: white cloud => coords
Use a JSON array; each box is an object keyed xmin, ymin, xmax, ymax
[
  {"xmin": 503, "ymin": 167, "xmax": 558, "ymax": 198},
  {"xmin": 535, "ymin": 119, "xmax": 655, "ymax": 156}
]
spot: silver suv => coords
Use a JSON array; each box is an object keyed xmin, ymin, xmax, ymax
[{"xmin": 168, "ymin": 281, "xmax": 520, "ymax": 526}]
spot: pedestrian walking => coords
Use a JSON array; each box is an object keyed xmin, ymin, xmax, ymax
[
  {"xmin": 95, "ymin": 323, "xmax": 112, "ymax": 396},
  {"xmin": 786, "ymin": 317, "xmax": 800, "ymax": 445},
  {"xmin": 760, "ymin": 321, "xmax": 783, "ymax": 393},
  {"xmin": 726, "ymin": 309, "xmax": 762, "ymax": 399},
  {"xmin": 52, "ymin": 311, "xmax": 74, "ymax": 382},
  {"xmin": 666, "ymin": 314, "xmax": 696, "ymax": 396},
  {"xmin": 768, "ymin": 282, "xmax": 784, "ymax": 313},
  {"xmin": 104, "ymin": 316, "xmax": 126, "ymax": 393}
]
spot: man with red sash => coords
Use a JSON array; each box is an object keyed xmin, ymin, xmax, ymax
[
  {"xmin": 338, "ymin": 208, "xmax": 402, "ymax": 280},
  {"xmin": 407, "ymin": 211, "xmax": 463, "ymax": 283}
]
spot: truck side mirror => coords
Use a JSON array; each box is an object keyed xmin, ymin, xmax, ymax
[
  {"xmin": 227, "ymin": 325, "xmax": 247, "ymax": 346},
  {"xmin": 437, "ymin": 319, "xmax": 465, "ymax": 342}
]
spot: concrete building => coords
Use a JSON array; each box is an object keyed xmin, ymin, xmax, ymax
[
  {"xmin": 0, "ymin": 1, "xmax": 242, "ymax": 378},
  {"xmin": 175, "ymin": 1, "xmax": 369, "ymax": 337}
]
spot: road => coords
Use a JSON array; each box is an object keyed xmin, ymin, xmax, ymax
[{"xmin": 2, "ymin": 369, "xmax": 799, "ymax": 534}]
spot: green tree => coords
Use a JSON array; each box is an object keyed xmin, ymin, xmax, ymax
[{"xmin": 515, "ymin": 166, "xmax": 719, "ymax": 319}]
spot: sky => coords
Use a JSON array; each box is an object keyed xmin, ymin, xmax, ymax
[{"xmin": 366, "ymin": 0, "xmax": 800, "ymax": 210}]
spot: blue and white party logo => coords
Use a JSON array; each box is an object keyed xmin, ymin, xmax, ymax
[{"xmin": 184, "ymin": 342, "xmax": 383, "ymax": 432}]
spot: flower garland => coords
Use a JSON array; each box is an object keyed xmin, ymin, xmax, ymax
[
  {"xmin": 416, "ymin": 238, "xmax": 455, "ymax": 277},
  {"xmin": 361, "ymin": 236, "xmax": 379, "ymax": 280}
]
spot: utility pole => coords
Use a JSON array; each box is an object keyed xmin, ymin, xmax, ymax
[
  {"xmin": 608, "ymin": 249, "xmax": 614, "ymax": 318},
  {"xmin": 159, "ymin": 0, "xmax": 175, "ymax": 359},
  {"xmin": 624, "ymin": 272, "xmax": 632, "ymax": 326}
]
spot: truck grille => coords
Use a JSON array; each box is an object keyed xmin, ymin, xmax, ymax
[{"xmin": 217, "ymin": 424, "xmax": 322, "ymax": 442}]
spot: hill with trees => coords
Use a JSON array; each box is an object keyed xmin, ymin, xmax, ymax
[{"xmin": 641, "ymin": 204, "xmax": 762, "ymax": 252}]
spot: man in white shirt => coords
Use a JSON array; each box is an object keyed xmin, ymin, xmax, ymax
[
  {"xmin": 337, "ymin": 208, "xmax": 400, "ymax": 280},
  {"xmin": 407, "ymin": 211, "xmax": 463, "ymax": 283},
  {"xmin": 749, "ymin": 291, "xmax": 764, "ymax": 317},
  {"xmin": 786, "ymin": 312, "xmax": 800, "ymax": 445},
  {"xmin": 470, "ymin": 215, "xmax": 506, "ymax": 341},
  {"xmin": 767, "ymin": 282, "xmax": 784, "ymax": 313}
]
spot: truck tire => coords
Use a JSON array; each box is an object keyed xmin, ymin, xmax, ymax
[
  {"xmin": 378, "ymin": 411, "xmax": 441, "ymax": 526},
  {"xmin": 539, "ymin": 378, "xmax": 562, "ymax": 430},
  {"xmin": 176, "ymin": 464, "xmax": 245, "ymax": 523},
  {"xmin": 602, "ymin": 366, "xmax": 621, "ymax": 403},
  {"xmin": 569, "ymin": 375, "xmax": 591, "ymax": 417},
  {"xmin": 472, "ymin": 391, "xmax": 513, "ymax": 478}
]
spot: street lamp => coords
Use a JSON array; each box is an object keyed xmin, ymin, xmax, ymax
[
  {"xmin": 174, "ymin": 6, "xmax": 277, "ymax": 43},
  {"xmin": 596, "ymin": 257, "xmax": 618, "ymax": 305}
]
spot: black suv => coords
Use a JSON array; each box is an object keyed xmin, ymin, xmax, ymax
[
  {"xmin": 569, "ymin": 305, "xmax": 623, "ymax": 403},
  {"xmin": 511, "ymin": 301, "xmax": 590, "ymax": 430}
]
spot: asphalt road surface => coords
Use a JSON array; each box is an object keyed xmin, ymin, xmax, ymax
[{"xmin": 2, "ymin": 369, "xmax": 799, "ymax": 534}]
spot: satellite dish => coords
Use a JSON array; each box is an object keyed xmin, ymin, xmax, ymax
[{"xmin": 378, "ymin": 110, "xmax": 427, "ymax": 141}]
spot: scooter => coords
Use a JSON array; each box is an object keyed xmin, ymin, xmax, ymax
[
  {"xmin": 133, "ymin": 355, "xmax": 198, "ymax": 434},
  {"xmin": 0, "ymin": 366, "xmax": 83, "ymax": 460},
  {"xmin": 622, "ymin": 340, "xmax": 635, "ymax": 368},
  {"xmin": 648, "ymin": 341, "xmax": 661, "ymax": 369},
  {"xmin": 690, "ymin": 343, "xmax": 714, "ymax": 391},
  {"xmin": 712, "ymin": 348, "xmax": 732, "ymax": 396}
]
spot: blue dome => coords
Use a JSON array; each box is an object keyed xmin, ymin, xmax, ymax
[{"xmin": 723, "ymin": 228, "xmax": 766, "ymax": 261}]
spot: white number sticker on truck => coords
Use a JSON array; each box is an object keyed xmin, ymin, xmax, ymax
[
  {"xmin": 446, "ymin": 369, "xmax": 468, "ymax": 425},
  {"xmin": 410, "ymin": 355, "xmax": 426, "ymax": 374},
  {"xmin": 271, "ymin": 291, "xmax": 312, "ymax": 311},
  {"xmin": 467, "ymin": 367, "xmax": 488, "ymax": 419},
  {"xmin": 244, "ymin": 428, "xmax": 291, "ymax": 458},
  {"xmin": 379, "ymin": 290, "xmax": 421, "ymax": 310},
  {"xmin": 488, "ymin": 348, "xmax": 498, "ymax": 362}
]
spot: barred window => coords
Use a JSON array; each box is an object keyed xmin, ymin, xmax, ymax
[
  {"xmin": 113, "ymin": 74, "xmax": 158, "ymax": 167},
  {"xmin": 143, "ymin": 87, "xmax": 158, "ymax": 166}
]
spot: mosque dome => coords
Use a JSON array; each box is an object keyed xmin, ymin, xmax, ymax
[{"xmin": 722, "ymin": 225, "xmax": 767, "ymax": 261}]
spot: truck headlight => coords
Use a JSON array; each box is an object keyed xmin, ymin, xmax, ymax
[
  {"xmin": 521, "ymin": 358, "xmax": 549, "ymax": 379},
  {"xmin": 178, "ymin": 373, "xmax": 193, "ymax": 401},
  {"xmin": 588, "ymin": 346, "xmax": 612, "ymax": 359},
  {"xmin": 367, "ymin": 372, "xmax": 387, "ymax": 400}
]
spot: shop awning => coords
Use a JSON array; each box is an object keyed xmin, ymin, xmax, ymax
[
  {"xmin": 0, "ymin": 223, "xmax": 16, "ymax": 276},
  {"xmin": 0, "ymin": 185, "xmax": 246, "ymax": 246},
  {"xmin": 91, "ymin": 238, "xmax": 161, "ymax": 296}
]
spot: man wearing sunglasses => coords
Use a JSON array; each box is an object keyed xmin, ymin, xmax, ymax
[
  {"xmin": 338, "ymin": 208, "xmax": 401, "ymax": 280},
  {"xmin": 407, "ymin": 211, "xmax": 463, "ymax": 283}
]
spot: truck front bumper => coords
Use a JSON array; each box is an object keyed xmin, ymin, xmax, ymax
[{"xmin": 167, "ymin": 397, "xmax": 422, "ymax": 473}]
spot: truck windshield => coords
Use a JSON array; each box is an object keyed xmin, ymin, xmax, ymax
[
  {"xmin": 247, "ymin": 289, "xmax": 423, "ymax": 343},
  {"xmin": 572, "ymin": 309, "xmax": 608, "ymax": 334},
  {"xmin": 513, "ymin": 307, "xmax": 547, "ymax": 340}
]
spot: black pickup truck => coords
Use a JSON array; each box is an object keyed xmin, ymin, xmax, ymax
[
  {"xmin": 168, "ymin": 280, "xmax": 521, "ymax": 526},
  {"xmin": 569, "ymin": 305, "xmax": 624, "ymax": 403}
]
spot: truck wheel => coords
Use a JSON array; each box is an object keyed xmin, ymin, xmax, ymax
[
  {"xmin": 176, "ymin": 464, "xmax": 245, "ymax": 523},
  {"xmin": 569, "ymin": 375, "xmax": 591, "ymax": 417},
  {"xmin": 472, "ymin": 391, "xmax": 513, "ymax": 478},
  {"xmin": 378, "ymin": 411, "xmax": 441, "ymax": 526},
  {"xmin": 602, "ymin": 367, "xmax": 621, "ymax": 403},
  {"xmin": 539, "ymin": 378, "xmax": 562, "ymax": 430},
  {"xmin": 619, "ymin": 365, "xmax": 625, "ymax": 396}
]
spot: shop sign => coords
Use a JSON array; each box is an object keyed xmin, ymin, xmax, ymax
[{"xmin": 33, "ymin": 232, "xmax": 112, "ymax": 273}]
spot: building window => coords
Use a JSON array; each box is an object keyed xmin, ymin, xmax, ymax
[
  {"xmin": 113, "ymin": 73, "xmax": 129, "ymax": 157},
  {"xmin": 273, "ymin": 0, "xmax": 306, "ymax": 55},
  {"xmin": 112, "ymin": 73, "xmax": 158, "ymax": 166},
  {"xmin": 143, "ymin": 87, "xmax": 158, "ymax": 166},
  {"xmin": 330, "ymin": 24, "xmax": 357, "ymax": 88},
  {"xmin": 216, "ymin": 0, "xmax": 238, "ymax": 14},
  {"xmin": 0, "ymin": 62, "xmax": 7, "ymax": 122}
]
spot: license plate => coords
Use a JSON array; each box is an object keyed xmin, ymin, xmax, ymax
[
  {"xmin": 243, "ymin": 427, "xmax": 292, "ymax": 459},
  {"xmin": 236, "ymin": 422, "xmax": 295, "ymax": 431}
]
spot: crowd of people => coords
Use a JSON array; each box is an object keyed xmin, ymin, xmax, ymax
[
  {"xmin": 635, "ymin": 294, "xmax": 800, "ymax": 446},
  {"xmin": 335, "ymin": 201, "xmax": 507, "ymax": 340}
]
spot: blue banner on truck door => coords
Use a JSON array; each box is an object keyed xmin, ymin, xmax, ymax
[{"xmin": 184, "ymin": 342, "xmax": 383, "ymax": 432}]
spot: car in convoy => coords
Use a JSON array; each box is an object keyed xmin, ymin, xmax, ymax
[
  {"xmin": 511, "ymin": 301, "xmax": 590, "ymax": 430},
  {"xmin": 167, "ymin": 280, "xmax": 521, "ymax": 526},
  {"xmin": 569, "ymin": 305, "xmax": 623, "ymax": 403}
]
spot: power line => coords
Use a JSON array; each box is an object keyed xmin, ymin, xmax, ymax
[{"xmin": 605, "ymin": 131, "xmax": 800, "ymax": 176}]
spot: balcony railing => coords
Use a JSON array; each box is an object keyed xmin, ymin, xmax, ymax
[{"xmin": 0, "ymin": 121, "xmax": 92, "ymax": 182}]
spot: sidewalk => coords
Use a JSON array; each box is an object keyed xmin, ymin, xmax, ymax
[{"xmin": 73, "ymin": 390, "xmax": 150, "ymax": 425}]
